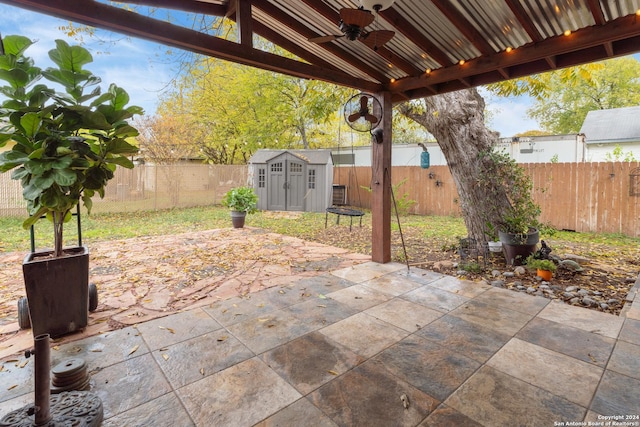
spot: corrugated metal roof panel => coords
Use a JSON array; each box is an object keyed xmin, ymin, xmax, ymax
[
  {"xmin": 520, "ymin": 0, "xmax": 595, "ymax": 37},
  {"xmin": 450, "ymin": 0, "xmax": 532, "ymax": 51},
  {"xmin": 600, "ymin": 0, "xmax": 640, "ymax": 20}
]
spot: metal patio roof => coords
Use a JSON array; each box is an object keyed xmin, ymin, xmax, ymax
[{"xmin": 3, "ymin": 0, "xmax": 640, "ymax": 103}]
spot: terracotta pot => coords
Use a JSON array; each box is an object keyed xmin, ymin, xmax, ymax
[{"xmin": 536, "ymin": 268, "xmax": 553, "ymax": 281}]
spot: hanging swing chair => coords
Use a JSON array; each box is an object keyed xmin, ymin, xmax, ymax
[{"xmin": 325, "ymin": 94, "xmax": 372, "ymax": 231}]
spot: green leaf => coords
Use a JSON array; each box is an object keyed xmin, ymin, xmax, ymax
[
  {"xmin": 23, "ymin": 206, "xmax": 48, "ymax": 229},
  {"xmin": 0, "ymin": 150, "xmax": 29, "ymax": 172},
  {"xmin": 105, "ymin": 155, "xmax": 134, "ymax": 168},
  {"xmin": 48, "ymin": 39, "xmax": 93, "ymax": 72},
  {"xmin": 19, "ymin": 112, "xmax": 41, "ymax": 138},
  {"xmin": 1, "ymin": 35, "xmax": 34, "ymax": 58},
  {"xmin": 33, "ymin": 172, "xmax": 55, "ymax": 190},
  {"xmin": 106, "ymin": 138, "xmax": 138, "ymax": 154},
  {"xmin": 51, "ymin": 168, "xmax": 77, "ymax": 186}
]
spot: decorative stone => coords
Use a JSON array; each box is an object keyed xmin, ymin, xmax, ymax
[
  {"xmin": 491, "ymin": 270, "xmax": 501, "ymax": 277},
  {"xmin": 526, "ymin": 287, "xmax": 536, "ymax": 294},
  {"xmin": 600, "ymin": 303, "xmax": 609, "ymax": 310},
  {"xmin": 566, "ymin": 286, "xmax": 578, "ymax": 292},
  {"xmin": 607, "ymin": 298, "xmax": 621, "ymax": 306},
  {"xmin": 569, "ymin": 297, "xmax": 580, "ymax": 305},
  {"xmin": 490, "ymin": 280, "xmax": 505, "ymax": 288},
  {"xmin": 563, "ymin": 292, "xmax": 576, "ymax": 299},
  {"xmin": 514, "ymin": 266, "xmax": 526, "ymax": 276},
  {"xmin": 503, "ymin": 272, "xmax": 515, "ymax": 278},
  {"xmin": 582, "ymin": 297, "xmax": 596, "ymax": 307},
  {"xmin": 456, "ymin": 270, "xmax": 467, "ymax": 276},
  {"xmin": 577, "ymin": 289, "xmax": 590, "ymax": 296}
]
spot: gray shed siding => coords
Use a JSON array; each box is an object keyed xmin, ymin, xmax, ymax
[{"xmin": 249, "ymin": 149, "xmax": 333, "ymax": 213}]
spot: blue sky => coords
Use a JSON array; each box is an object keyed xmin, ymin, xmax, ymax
[{"xmin": 0, "ymin": 3, "xmax": 540, "ymax": 137}]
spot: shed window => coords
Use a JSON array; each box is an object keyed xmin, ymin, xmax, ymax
[
  {"xmin": 308, "ymin": 169, "xmax": 316, "ymax": 189},
  {"xmin": 258, "ymin": 168, "xmax": 265, "ymax": 188},
  {"xmin": 271, "ymin": 162, "xmax": 282, "ymax": 172}
]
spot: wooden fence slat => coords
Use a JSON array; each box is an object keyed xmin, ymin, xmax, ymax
[{"xmin": 334, "ymin": 161, "xmax": 640, "ymax": 237}]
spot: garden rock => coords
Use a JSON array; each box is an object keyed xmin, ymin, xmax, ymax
[{"xmin": 514, "ymin": 266, "xmax": 526, "ymax": 276}]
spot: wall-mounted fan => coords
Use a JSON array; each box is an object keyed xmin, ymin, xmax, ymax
[
  {"xmin": 344, "ymin": 93, "xmax": 382, "ymax": 133},
  {"xmin": 308, "ymin": 7, "xmax": 395, "ymax": 50}
]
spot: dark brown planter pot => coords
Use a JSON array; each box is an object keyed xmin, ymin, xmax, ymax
[
  {"xmin": 230, "ymin": 210, "xmax": 246, "ymax": 228},
  {"xmin": 22, "ymin": 246, "xmax": 89, "ymax": 338},
  {"xmin": 499, "ymin": 229, "xmax": 539, "ymax": 266}
]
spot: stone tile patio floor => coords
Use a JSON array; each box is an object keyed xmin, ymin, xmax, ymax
[{"xmin": 1, "ymin": 243, "xmax": 640, "ymax": 425}]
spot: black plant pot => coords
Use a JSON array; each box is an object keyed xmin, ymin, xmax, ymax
[
  {"xmin": 22, "ymin": 246, "xmax": 89, "ymax": 338},
  {"xmin": 499, "ymin": 229, "xmax": 539, "ymax": 266},
  {"xmin": 230, "ymin": 210, "xmax": 247, "ymax": 228}
]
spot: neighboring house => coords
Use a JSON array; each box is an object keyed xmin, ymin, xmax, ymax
[
  {"xmin": 332, "ymin": 134, "xmax": 586, "ymax": 167},
  {"xmin": 580, "ymin": 105, "xmax": 640, "ymax": 161}
]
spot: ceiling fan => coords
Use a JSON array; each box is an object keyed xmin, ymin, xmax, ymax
[{"xmin": 308, "ymin": 1, "xmax": 396, "ymax": 50}]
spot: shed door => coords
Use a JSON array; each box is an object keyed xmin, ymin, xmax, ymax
[
  {"xmin": 267, "ymin": 160, "xmax": 305, "ymax": 211},
  {"xmin": 287, "ymin": 161, "xmax": 304, "ymax": 211}
]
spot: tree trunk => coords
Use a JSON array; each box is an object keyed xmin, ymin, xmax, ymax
[{"xmin": 398, "ymin": 88, "xmax": 512, "ymax": 244}]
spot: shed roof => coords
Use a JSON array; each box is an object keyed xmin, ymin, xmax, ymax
[
  {"xmin": 580, "ymin": 106, "xmax": 640, "ymax": 143},
  {"xmin": 249, "ymin": 149, "xmax": 333, "ymax": 165}
]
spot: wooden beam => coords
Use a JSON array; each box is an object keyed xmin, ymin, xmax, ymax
[
  {"xmin": 379, "ymin": 7, "xmax": 454, "ymax": 67},
  {"xmin": 2, "ymin": 0, "xmax": 381, "ymax": 93},
  {"xmin": 391, "ymin": 13, "xmax": 640, "ymax": 94},
  {"xmin": 236, "ymin": 0, "xmax": 253, "ymax": 47},
  {"xmin": 371, "ymin": 91, "xmax": 392, "ymax": 263},
  {"xmin": 110, "ymin": 0, "xmax": 226, "ymax": 16},
  {"xmin": 504, "ymin": 0, "xmax": 542, "ymax": 42},
  {"xmin": 586, "ymin": 0, "xmax": 606, "ymax": 26},
  {"xmin": 254, "ymin": 1, "xmax": 389, "ymax": 82},
  {"xmin": 431, "ymin": 0, "xmax": 494, "ymax": 55}
]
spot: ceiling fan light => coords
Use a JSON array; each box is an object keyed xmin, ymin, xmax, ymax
[{"xmin": 359, "ymin": 0, "xmax": 395, "ymax": 12}]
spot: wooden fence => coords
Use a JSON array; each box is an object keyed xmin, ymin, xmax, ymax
[
  {"xmin": 0, "ymin": 164, "xmax": 248, "ymax": 217},
  {"xmin": 333, "ymin": 162, "xmax": 640, "ymax": 237},
  {"xmin": 2, "ymin": 161, "xmax": 638, "ymax": 237}
]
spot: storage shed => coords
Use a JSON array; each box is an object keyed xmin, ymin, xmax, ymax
[{"xmin": 249, "ymin": 149, "xmax": 333, "ymax": 212}]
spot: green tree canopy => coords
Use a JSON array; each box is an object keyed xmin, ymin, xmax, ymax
[{"xmin": 492, "ymin": 56, "xmax": 640, "ymax": 134}]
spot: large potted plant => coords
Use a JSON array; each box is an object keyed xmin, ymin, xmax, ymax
[
  {"xmin": 222, "ymin": 186, "xmax": 258, "ymax": 228},
  {"xmin": 0, "ymin": 35, "xmax": 141, "ymax": 337},
  {"xmin": 478, "ymin": 149, "xmax": 541, "ymax": 265}
]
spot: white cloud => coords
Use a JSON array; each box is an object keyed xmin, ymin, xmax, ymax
[{"xmin": 0, "ymin": 5, "xmax": 175, "ymax": 116}]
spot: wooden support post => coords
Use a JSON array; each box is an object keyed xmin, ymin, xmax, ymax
[{"xmin": 371, "ymin": 91, "xmax": 392, "ymax": 263}]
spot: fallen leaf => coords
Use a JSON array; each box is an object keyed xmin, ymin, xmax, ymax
[
  {"xmin": 90, "ymin": 349, "xmax": 103, "ymax": 353},
  {"xmin": 328, "ymin": 370, "xmax": 339, "ymax": 376},
  {"xmin": 162, "ymin": 354, "xmax": 169, "ymax": 361},
  {"xmin": 588, "ymin": 353, "xmax": 597, "ymax": 363},
  {"xmin": 217, "ymin": 336, "xmax": 228, "ymax": 342},
  {"xmin": 7, "ymin": 384, "xmax": 17, "ymax": 391},
  {"xmin": 317, "ymin": 304, "xmax": 327, "ymax": 308},
  {"xmin": 278, "ymin": 290, "xmax": 285, "ymax": 294},
  {"xmin": 318, "ymin": 294, "xmax": 327, "ymax": 299},
  {"xmin": 52, "ymin": 346, "xmax": 59, "ymax": 351},
  {"xmin": 258, "ymin": 318, "xmax": 270, "ymax": 322},
  {"xmin": 159, "ymin": 326, "xmax": 175, "ymax": 334},
  {"xmin": 400, "ymin": 394, "xmax": 410, "ymax": 409},
  {"xmin": 128, "ymin": 345, "xmax": 139, "ymax": 355},
  {"xmin": 200, "ymin": 368, "xmax": 205, "ymax": 375}
]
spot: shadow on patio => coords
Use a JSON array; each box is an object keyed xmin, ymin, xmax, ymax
[{"xmin": 0, "ymin": 230, "xmax": 639, "ymax": 426}]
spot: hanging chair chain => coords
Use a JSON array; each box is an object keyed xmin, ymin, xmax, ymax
[{"xmin": 385, "ymin": 167, "xmax": 410, "ymax": 272}]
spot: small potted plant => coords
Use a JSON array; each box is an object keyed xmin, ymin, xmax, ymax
[
  {"xmin": 222, "ymin": 186, "xmax": 258, "ymax": 228},
  {"xmin": 525, "ymin": 255, "xmax": 557, "ymax": 281},
  {"xmin": 0, "ymin": 35, "xmax": 141, "ymax": 337}
]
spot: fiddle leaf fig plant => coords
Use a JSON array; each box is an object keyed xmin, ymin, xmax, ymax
[{"xmin": 0, "ymin": 35, "xmax": 142, "ymax": 257}]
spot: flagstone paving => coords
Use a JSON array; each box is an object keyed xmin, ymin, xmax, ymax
[{"xmin": 0, "ymin": 232, "xmax": 639, "ymax": 426}]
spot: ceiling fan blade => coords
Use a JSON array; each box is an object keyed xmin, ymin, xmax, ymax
[
  {"xmin": 308, "ymin": 34, "xmax": 343, "ymax": 43},
  {"xmin": 364, "ymin": 114, "xmax": 379, "ymax": 124},
  {"xmin": 359, "ymin": 30, "xmax": 395, "ymax": 49},
  {"xmin": 340, "ymin": 8, "xmax": 375, "ymax": 28},
  {"xmin": 348, "ymin": 112, "xmax": 362, "ymax": 122}
]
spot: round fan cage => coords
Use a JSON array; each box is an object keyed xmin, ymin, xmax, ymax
[{"xmin": 343, "ymin": 93, "xmax": 382, "ymax": 133}]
